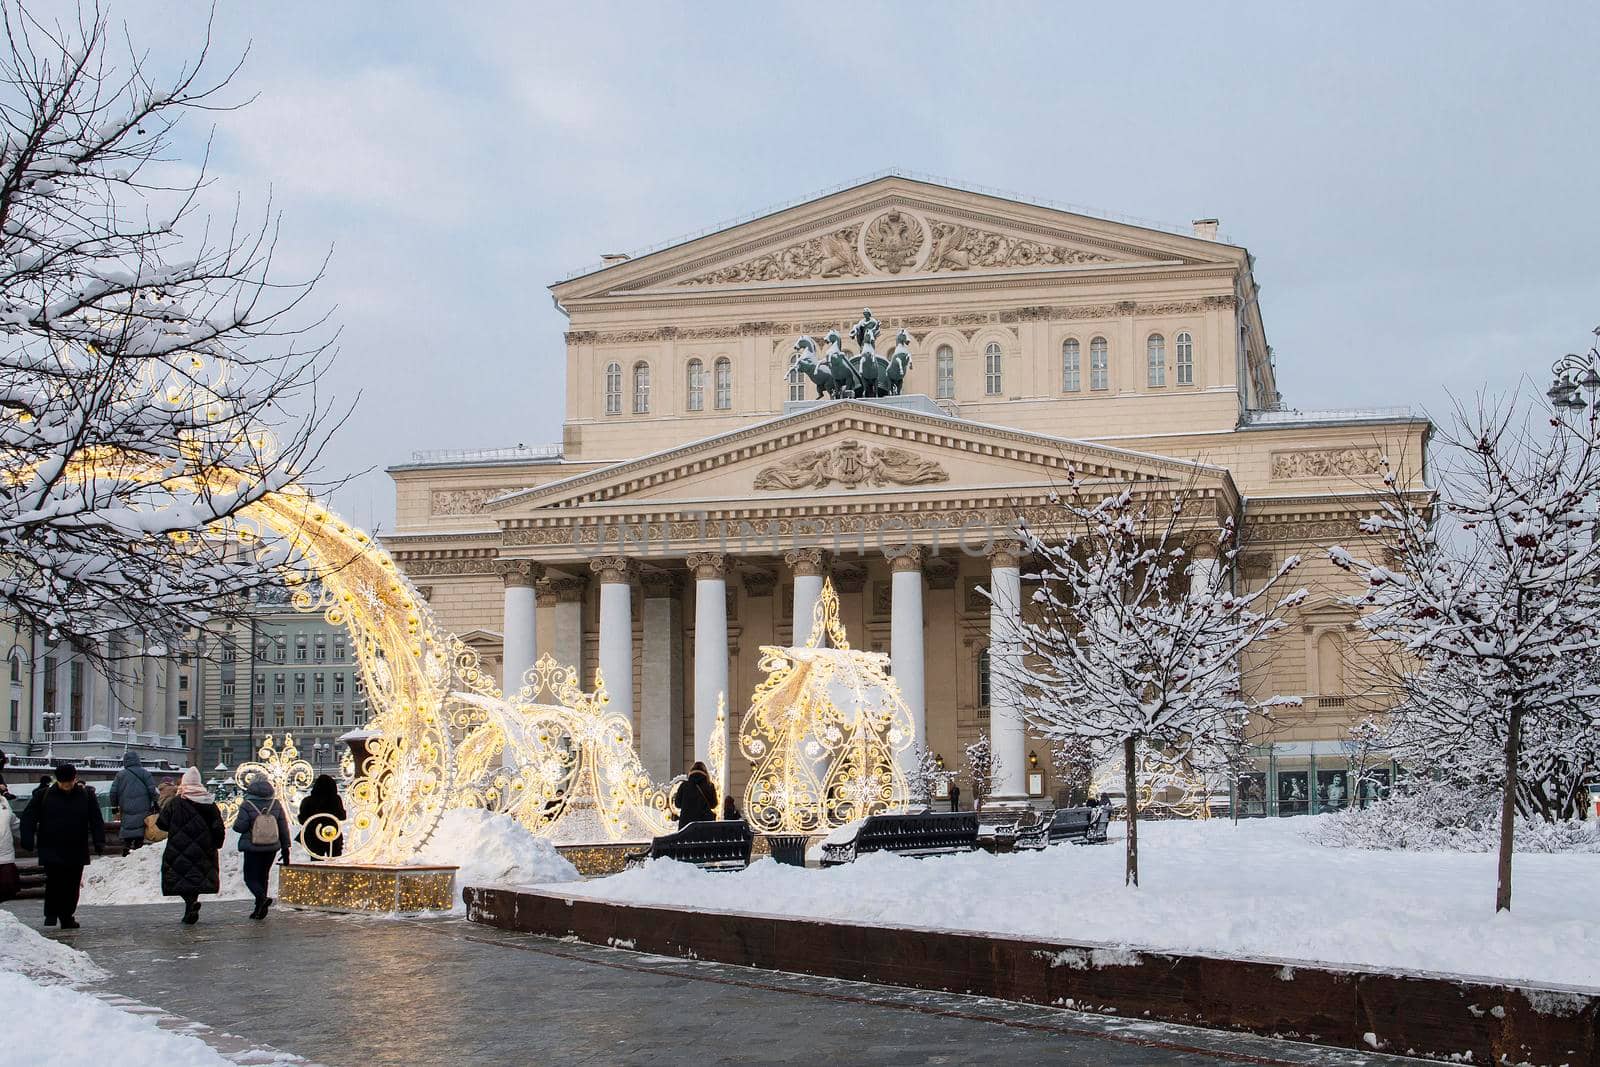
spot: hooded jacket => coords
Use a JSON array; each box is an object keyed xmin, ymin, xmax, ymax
[
  {"xmin": 232, "ymin": 775, "xmax": 292, "ymax": 856},
  {"xmin": 156, "ymin": 794, "xmax": 225, "ymax": 896},
  {"xmin": 110, "ymin": 752, "xmax": 159, "ymax": 839},
  {"xmin": 673, "ymin": 770, "xmax": 718, "ymax": 828},
  {"xmin": 19, "ymin": 781, "xmax": 105, "ymax": 865}
]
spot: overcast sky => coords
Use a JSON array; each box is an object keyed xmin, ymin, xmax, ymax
[{"xmin": 81, "ymin": 1, "xmax": 1600, "ymax": 530}]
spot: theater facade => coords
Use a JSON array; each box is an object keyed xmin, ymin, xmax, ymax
[{"xmin": 385, "ymin": 175, "xmax": 1428, "ymax": 815}]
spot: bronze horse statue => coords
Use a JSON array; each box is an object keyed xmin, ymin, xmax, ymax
[
  {"xmin": 823, "ymin": 330, "xmax": 866, "ymax": 398},
  {"xmin": 789, "ymin": 336, "xmax": 837, "ymax": 399},
  {"xmin": 883, "ymin": 329, "xmax": 914, "ymax": 396}
]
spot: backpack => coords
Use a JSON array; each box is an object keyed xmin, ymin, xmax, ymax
[{"xmin": 245, "ymin": 800, "xmax": 280, "ymax": 848}]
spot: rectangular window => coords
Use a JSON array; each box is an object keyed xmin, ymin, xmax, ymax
[
  {"xmin": 713, "ymin": 360, "xmax": 732, "ymax": 410},
  {"xmin": 177, "ymin": 699, "xmax": 188, "ymax": 717},
  {"xmin": 1176, "ymin": 332, "xmax": 1194, "ymax": 385},
  {"xmin": 221, "ymin": 679, "xmax": 235, "ymax": 698},
  {"xmin": 221, "ymin": 710, "xmax": 235, "ymax": 728},
  {"xmin": 787, "ymin": 365, "xmax": 806, "ymax": 402},
  {"xmin": 273, "ymin": 673, "xmax": 285, "ymax": 697},
  {"xmin": 1090, "ymin": 338, "xmax": 1109, "ymax": 390},
  {"xmin": 334, "ymin": 704, "xmax": 346, "ymax": 726},
  {"xmin": 294, "ymin": 706, "xmax": 305, "ymax": 727},
  {"xmin": 1147, "ymin": 335, "xmax": 1167, "ymax": 387},
  {"xmin": 178, "ymin": 674, "xmax": 189, "ymax": 690},
  {"xmin": 984, "ymin": 344, "xmax": 1002, "ymax": 396},
  {"xmin": 294, "ymin": 673, "xmax": 306, "ymax": 696},
  {"xmin": 935, "ymin": 346, "xmax": 955, "ymax": 400},
  {"xmin": 294, "ymin": 645, "xmax": 307, "ymax": 662},
  {"xmin": 274, "ymin": 708, "xmax": 285, "ymax": 728},
  {"xmin": 8, "ymin": 699, "xmax": 17, "ymax": 732},
  {"xmin": 333, "ymin": 641, "xmax": 345, "ymax": 663},
  {"xmin": 334, "ymin": 675, "xmax": 346, "ymax": 696},
  {"xmin": 254, "ymin": 674, "xmax": 266, "ymax": 697},
  {"xmin": 314, "ymin": 705, "xmax": 325, "ymax": 726},
  {"xmin": 314, "ymin": 673, "xmax": 325, "ymax": 696},
  {"xmin": 220, "ymin": 645, "xmax": 235, "ymax": 663},
  {"xmin": 253, "ymin": 709, "xmax": 264, "ymax": 729},
  {"xmin": 314, "ymin": 645, "xmax": 326, "ymax": 662},
  {"xmin": 1062, "ymin": 339, "xmax": 1080, "ymax": 392},
  {"xmin": 221, "ymin": 746, "xmax": 234, "ymax": 767}
]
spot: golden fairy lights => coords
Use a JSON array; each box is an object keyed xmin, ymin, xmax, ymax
[
  {"xmin": 739, "ymin": 580, "xmax": 914, "ymax": 833},
  {"xmin": 1091, "ymin": 748, "xmax": 1214, "ymax": 820}
]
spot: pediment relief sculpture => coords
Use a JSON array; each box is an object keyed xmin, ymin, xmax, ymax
[
  {"xmin": 752, "ymin": 438, "xmax": 949, "ymax": 491},
  {"xmin": 682, "ymin": 226, "xmax": 866, "ymax": 286},
  {"xmin": 675, "ymin": 208, "xmax": 1126, "ymax": 287}
]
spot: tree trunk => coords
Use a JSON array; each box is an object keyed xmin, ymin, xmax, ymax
[
  {"xmin": 1124, "ymin": 735, "xmax": 1139, "ymax": 887},
  {"xmin": 1496, "ymin": 705, "xmax": 1522, "ymax": 912}
]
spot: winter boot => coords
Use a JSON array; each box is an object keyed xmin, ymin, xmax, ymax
[
  {"xmin": 249, "ymin": 899, "xmax": 267, "ymax": 921},
  {"xmin": 182, "ymin": 900, "xmax": 200, "ymax": 925}
]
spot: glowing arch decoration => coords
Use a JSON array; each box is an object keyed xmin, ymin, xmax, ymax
[
  {"xmin": 739, "ymin": 580, "xmax": 915, "ymax": 833},
  {"xmin": 1091, "ymin": 748, "xmax": 1213, "ymax": 820}
]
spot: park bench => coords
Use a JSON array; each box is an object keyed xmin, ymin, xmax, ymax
[
  {"xmin": 819, "ymin": 811, "xmax": 978, "ymax": 866},
  {"xmin": 1012, "ymin": 805, "xmax": 1111, "ymax": 851},
  {"xmin": 623, "ymin": 818, "xmax": 753, "ymax": 872}
]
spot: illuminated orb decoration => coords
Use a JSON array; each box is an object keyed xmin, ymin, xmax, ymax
[
  {"xmin": 740, "ymin": 580, "xmax": 914, "ymax": 833},
  {"xmin": 1091, "ymin": 748, "xmax": 1213, "ymax": 820}
]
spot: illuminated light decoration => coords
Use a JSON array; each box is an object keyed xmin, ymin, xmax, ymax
[
  {"xmin": 739, "ymin": 580, "xmax": 914, "ymax": 833},
  {"xmin": 447, "ymin": 654, "xmax": 675, "ymax": 845},
  {"xmin": 225, "ymin": 733, "xmax": 315, "ymax": 827},
  {"xmin": 708, "ymin": 694, "xmax": 728, "ymax": 801},
  {"xmin": 276, "ymin": 863, "xmax": 456, "ymax": 912},
  {"xmin": 1091, "ymin": 747, "xmax": 1213, "ymax": 820}
]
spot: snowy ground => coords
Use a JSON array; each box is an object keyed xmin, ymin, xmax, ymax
[
  {"xmin": 548, "ymin": 816, "xmax": 1600, "ymax": 989},
  {"xmin": 80, "ymin": 837, "xmax": 256, "ymax": 906},
  {"xmin": 0, "ymin": 910, "xmax": 295, "ymax": 1066},
  {"xmin": 412, "ymin": 808, "xmax": 579, "ymax": 912}
]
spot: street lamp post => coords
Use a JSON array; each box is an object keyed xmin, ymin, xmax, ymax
[
  {"xmin": 118, "ymin": 714, "xmax": 137, "ymax": 752},
  {"xmin": 41, "ymin": 710, "xmax": 59, "ymax": 762},
  {"xmin": 1548, "ymin": 346, "xmax": 1600, "ymax": 418}
]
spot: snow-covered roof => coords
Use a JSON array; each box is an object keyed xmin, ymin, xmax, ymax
[
  {"xmin": 391, "ymin": 443, "xmax": 565, "ymax": 471},
  {"xmin": 1239, "ymin": 407, "xmax": 1423, "ymax": 429}
]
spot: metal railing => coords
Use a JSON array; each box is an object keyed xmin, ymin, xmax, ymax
[
  {"xmin": 559, "ymin": 167, "xmax": 1236, "ymax": 281},
  {"xmin": 407, "ymin": 443, "xmax": 562, "ymax": 464},
  {"xmin": 1242, "ymin": 406, "xmax": 1415, "ymax": 426}
]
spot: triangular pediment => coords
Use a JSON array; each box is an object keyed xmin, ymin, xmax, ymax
[
  {"xmin": 489, "ymin": 401, "xmax": 1233, "ymax": 516},
  {"xmin": 552, "ymin": 175, "xmax": 1241, "ymax": 299}
]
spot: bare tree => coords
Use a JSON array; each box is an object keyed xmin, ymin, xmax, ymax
[
  {"xmin": 0, "ymin": 2, "xmax": 340, "ymax": 662},
  {"xmin": 961, "ymin": 732, "xmax": 1001, "ymax": 812},
  {"xmin": 1000, "ymin": 480, "xmax": 1305, "ymax": 886},
  {"xmin": 1331, "ymin": 359, "xmax": 1600, "ymax": 911}
]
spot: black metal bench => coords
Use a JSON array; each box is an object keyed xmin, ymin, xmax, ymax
[
  {"xmin": 1013, "ymin": 805, "xmax": 1110, "ymax": 850},
  {"xmin": 624, "ymin": 819, "xmax": 754, "ymax": 871},
  {"xmin": 820, "ymin": 811, "xmax": 978, "ymax": 866}
]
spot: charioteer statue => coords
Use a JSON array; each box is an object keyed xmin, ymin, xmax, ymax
[{"xmin": 789, "ymin": 308, "xmax": 914, "ymax": 400}]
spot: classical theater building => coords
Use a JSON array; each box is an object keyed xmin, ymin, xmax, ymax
[{"xmin": 386, "ymin": 175, "xmax": 1429, "ymax": 816}]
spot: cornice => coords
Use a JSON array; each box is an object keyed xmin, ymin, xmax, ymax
[{"xmin": 561, "ymin": 266, "xmax": 1239, "ymax": 320}]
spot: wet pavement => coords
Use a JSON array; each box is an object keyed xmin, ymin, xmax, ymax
[{"xmin": 4, "ymin": 900, "xmax": 1432, "ymax": 1066}]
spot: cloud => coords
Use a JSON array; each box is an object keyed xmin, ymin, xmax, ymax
[{"xmin": 214, "ymin": 66, "xmax": 480, "ymax": 227}]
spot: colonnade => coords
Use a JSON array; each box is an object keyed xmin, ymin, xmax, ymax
[
  {"xmin": 29, "ymin": 633, "xmax": 183, "ymax": 742},
  {"xmin": 493, "ymin": 540, "xmax": 1034, "ymax": 804}
]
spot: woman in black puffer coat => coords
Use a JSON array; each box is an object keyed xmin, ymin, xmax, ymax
[{"xmin": 156, "ymin": 767, "xmax": 225, "ymax": 925}]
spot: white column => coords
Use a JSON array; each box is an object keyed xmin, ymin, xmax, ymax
[
  {"xmin": 988, "ymin": 540, "xmax": 1028, "ymax": 802},
  {"xmin": 54, "ymin": 652, "xmax": 72, "ymax": 731},
  {"xmin": 547, "ymin": 576, "xmax": 586, "ymax": 677},
  {"xmin": 164, "ymin": 657, "xmax": 180, "ymax": 741},
  {"xmin": 689, "ymin": 553, "xmax": 729, "ymax": 766},
  {"xmin": 785, "ymin": 548, "xmax": 828, "ymax": 646},
  {"xmin": 87, "ymin": 645, "xmax": 111, "ymax": 736},
  {"xmin": 1190, "ymin": 547, "xmax": 1223, "ymax": 599},
  {"xmin": 495, "ymin": 559, "xmax": 543, "ymax": 696},
  {"xmin": 592, "ymin": 556, "xmax": 635, "ymax": 722},
  {"xmin": 141, "ymin": 639, "xmax": 160, "ymax": 736},
  {"xmin": 640, "ymin": 572, "xmax": 683, "ymax": 781},
  {"xmin": 887, "ymin": 546, "xmax": 927, "ymax": 775}
]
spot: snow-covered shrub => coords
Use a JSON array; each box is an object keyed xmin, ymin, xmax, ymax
[{"xmin": 1305, "ymin": 777, "xmax": 1600, "ymax": 853}]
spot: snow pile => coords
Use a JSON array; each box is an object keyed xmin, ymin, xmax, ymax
[
  {"xmin": 561, "ymin": 817, "xmax": 1600, "ymax": 987},
  {"xmin": 1305, "ymin": 780, "xmax": 1600, "ymax": 854},
  {"xmin": 2, "ymin": 971, "xmax": 246, "ymax": 1067},
  {"xmin": 78, "ymin": 836, "xmax": 257, "ymax": 906},
  {"xmin": 0, "ymin": 910, "xmax": 107, "ymax": 984},
  {"xmin": 412, "ymin": 808, "xmax": 579, "ymax": 911}
]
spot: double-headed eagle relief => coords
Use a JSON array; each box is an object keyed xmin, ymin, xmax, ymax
[{"xmin": 790, "ymin": 308, "xmax": 915, "ymax": 400}]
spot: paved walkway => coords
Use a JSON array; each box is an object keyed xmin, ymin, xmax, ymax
[{"xmin": 6, "ymin": 901, "xmax": 1429, "ymax": 1066}]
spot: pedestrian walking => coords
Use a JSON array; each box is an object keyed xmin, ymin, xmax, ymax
[
  {"xmin": 18, "ymin": 764, "xmax": 104, "ymax": 929},
  {"xmin": 949, "ymin": 782, "xmax": 962, "ymax": 812},
  {"xmin": 0, "ymin": 791, "xmax": 20, "ymax": 902},
  {"xmin": 157, "ymin": 768, "xmax": 225, "ymax": 925},
  {"xmin": 673, "ymin": 761, "xmax": 718, "ymax": 829},
  {"xmin": 110, "ymin": 751, "xmax": 159, "ymax": 855},
  {"xmin": 232, "ymin": 774, "xmax": 290, "ymax": 920},
  {"xmin": 296, "ymin": 774, "xmax": 346, "ymax": 860}
]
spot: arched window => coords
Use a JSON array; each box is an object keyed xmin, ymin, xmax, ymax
[
  {"xmin": 603, "ymin": 362, "xmax": 622, "ymax": 415},
  {"xmin": 632, "ymin": 361, "xmax": 650, "ymax": 414},
  {"xmin": 685, "ymin": 359, "xmax": 704, "ymax": 412},
  {"xmin": 984, "ymin": 342, "xmax": 1002, "ymax": 396},
  {"xmin": 1147, "ymin": 334, "xmax": 1166, "ymax": 387},
  {"xmin": 977, "ymin": 648, "xmax": 991, "ymax": 707},
  {"xmin": 1062, "ymin": 338, "xmax": 1081, "ymax": 392},
  {"xmin": 713, "ymin": 357, "xmax": 732, "ymax": 410},
  {"xmin": 787, "ymin": 361, "xmax": 806, "ymax": 402},
  {"xmin": 936, "ymin": 345, "xmax": 955, "ymax": 399},
  {"xmin": 1175, "ymin": 331, "xmax": 1194, "ymax": 385},
  {"xmin": 1089, "ymin": 337, "xmax": 1109, "ymax": 390}
]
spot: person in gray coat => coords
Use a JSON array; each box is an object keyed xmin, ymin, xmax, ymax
[
  {"xmin": 110, "ymin": 751, "xmax": 159, "ymax": 855},
  {"xmin": 232, "ymin": 773, "xmax": 291, "ymax": 920}
]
